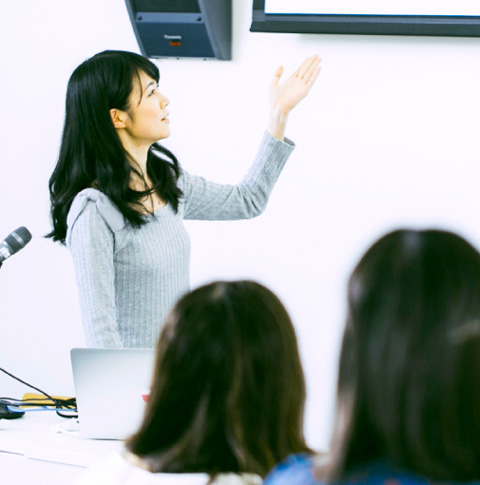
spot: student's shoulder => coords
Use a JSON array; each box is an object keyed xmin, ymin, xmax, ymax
[
  {"xmin": 264, "ymin": 453, "xmax": 319, "ymax": 485},
  {"xmin": 75, "ymin": 452, "xmax": 151, "ymax": 484}
]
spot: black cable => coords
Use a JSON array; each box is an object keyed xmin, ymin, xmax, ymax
[
  {"xmin": 0, "ymin": 367, "xmax": 77, "ymax": 418},
  {"xmin": 0, "ymin": 398, "xmax": 76, "ymax": 408},
  {"xmin": 0, "ymin": 366, "xmax": 56, "ymax": 401}
]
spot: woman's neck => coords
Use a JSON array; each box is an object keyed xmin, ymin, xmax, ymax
[
  {"xmin": 117, "ymin": 131, "xmax": 150, "ymax": 174},
  {"xmin": 128, "ymin": 159, "xmax": 167, "ymax": 212},
  {"xmin": 117, "ymin": 136, "xmax": 167, "ymax": 211}
]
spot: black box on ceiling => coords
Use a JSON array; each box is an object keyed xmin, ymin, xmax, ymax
[{"xmin": 125, "ymin": 0, "xmax": 232, "ymax": 60}]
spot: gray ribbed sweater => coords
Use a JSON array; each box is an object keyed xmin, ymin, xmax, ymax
[{"xmin": 66, "ymin": 132, "xmax": 294, "ymax": 348}]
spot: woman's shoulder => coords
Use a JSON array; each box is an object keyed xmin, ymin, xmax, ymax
[
  {"xmin": 76, "ymin": 452, "xmax": 207, "ymax": 484},
  {"xmin": 75, "ymin": 452, "xmax": 149, "ymax": 484},
  {"xmin": 67, "ymin": 188, "xmax": 126, "ymax": 235},
  {"xmin": 264, "ymin": 456, "xmax": 480, "ymax": 485},
  {"xmin": 213, "ymin": 473, "xmax": 262, "ymax": 485},
  {"xmin": 76, "ymin": 451, "xmax": 261, "ymax": 485},
  {"xmin": 344, "ymin": 461, "xmax": 480, "ymax": 485},
  {"xmin": 264, "ymin": 453, "xmax": 319, "ymax": 485}
]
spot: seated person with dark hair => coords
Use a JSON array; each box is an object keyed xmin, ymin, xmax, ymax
[
  {"xmin": 265, "ymin": 229, "xmax": 480, "ymax": 484},
  {"xmin": 77, "ymin": 280, "xmax": 311, "ymax": 484}
]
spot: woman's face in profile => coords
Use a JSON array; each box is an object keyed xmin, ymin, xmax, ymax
[{"xmin": 124, "ymin": 69, "xmax": 171, "ymax": 144}]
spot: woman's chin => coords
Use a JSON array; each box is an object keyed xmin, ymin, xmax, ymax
[{"xmin": 157, "ymin": 129, "xmax": 171, "ymax": 141}]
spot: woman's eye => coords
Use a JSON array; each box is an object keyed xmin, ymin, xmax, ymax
[{"xmin": 148, "ymin": 84, "xmax": 160, "ymax": 96}]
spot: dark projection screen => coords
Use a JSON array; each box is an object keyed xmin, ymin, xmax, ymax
[{"xmin": 251, "ymin": 0, "xmax": 480, "ymax": 37}]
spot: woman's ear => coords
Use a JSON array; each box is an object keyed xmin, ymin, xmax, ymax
[{"xmin": 110, "ymin": 108, "xmax": 127, "ymax": 129}]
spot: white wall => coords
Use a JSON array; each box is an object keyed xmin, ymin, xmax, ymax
[{"xmin": 1, "ymin": 1, "xmax": 480, "ymax": 451}]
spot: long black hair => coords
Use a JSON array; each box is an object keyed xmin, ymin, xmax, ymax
[
  {"xmin": 47, "ymin": 50, "xmax": 182, "ymax": 243},
  {"xmin": 127, "ymin": 280, "xmax": 311, "ymax": 478},
  {"xmin": 322, "ymin": 229, "xmax": 480, "ymax": 481}
]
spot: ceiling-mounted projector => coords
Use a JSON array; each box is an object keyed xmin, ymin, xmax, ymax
[{"xmin": 125, "ymin": 0, "xmax": 232, "ymax": 60}]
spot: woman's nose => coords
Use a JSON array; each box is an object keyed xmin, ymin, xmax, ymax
[{"xmin": 160, "ymin": 94, "xmax": 169, "ymax": 108}]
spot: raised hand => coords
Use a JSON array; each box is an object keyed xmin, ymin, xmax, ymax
[{"xmin": 268, "ymin": 55, "xmax": 321, "ymax": 140}]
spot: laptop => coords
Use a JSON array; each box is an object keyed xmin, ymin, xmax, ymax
[{"xmin": 70, "ymin": 348, "xmax": 156, "ymax": 440}]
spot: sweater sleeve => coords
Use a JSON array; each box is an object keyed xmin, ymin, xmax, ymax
[
  {"xmin": 180, "ymin": 132, "xmax": 295, "ymax": 221},
  {"xmin": 66, "ymin": 189, "xmax": 124, "ymax": 348}
]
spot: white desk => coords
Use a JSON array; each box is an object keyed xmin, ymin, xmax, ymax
[{"xmin": 0, "ymin": 412, "xmax": 123, "ymax": 483}]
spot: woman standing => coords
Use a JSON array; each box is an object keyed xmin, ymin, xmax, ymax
[{"xmin": 48, "ymin": 50, "xmax": 320, "ymax": 348}]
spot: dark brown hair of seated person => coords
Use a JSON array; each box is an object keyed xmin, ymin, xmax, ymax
[
  {"xmin": 126, "ymin": 280, "xmax": 311, "ymax": 479},
  {"xmin": 318, "ymin": 229, "xmax": 480, "ymax": 482}
]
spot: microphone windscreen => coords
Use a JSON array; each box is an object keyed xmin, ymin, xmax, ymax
[{"xmin": 5, "ymin": 227, "xmax": 32, "ymax": 253}]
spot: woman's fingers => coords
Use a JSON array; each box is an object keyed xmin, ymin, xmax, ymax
[
  {"xmin": 303, "ymin": 57, "xmax": 322, "ymax": 84},
  {"xmin": 273, "ymin": 56, "xmax": 321, "ymax": 89},
  {"xmin": 267, "ymin": 55, "xmax": 322, "ymax": 139},
  {"xmin": 296, "ymin": 55, "xmax": 320, "ymax": 80},
  {"xmin": 269, "ymin": 55, "xmax": 322, "ymax": 116},
  {"xmin": 306, "ymin": 65, "xmax": 321, "ymax": 88}
]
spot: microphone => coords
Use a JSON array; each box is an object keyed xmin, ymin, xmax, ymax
[{"xmin": 0, "ymin": 227, "xmax": 32, "ymax": 266}]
